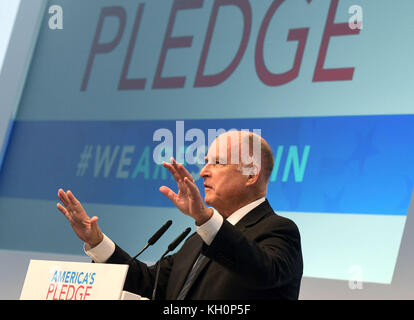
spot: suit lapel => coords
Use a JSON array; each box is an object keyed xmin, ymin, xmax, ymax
[
  {"xmin": 234, "ymin": 199, "xmax": 274, "ymax": 231},
  {"xmin": 170, "ymin": 233, "xmax": 211, "ymax": 299}
]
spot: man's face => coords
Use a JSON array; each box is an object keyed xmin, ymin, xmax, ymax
[{"xmin": 199, "ymin": 135, "xmax": 248, "ymax": 214}]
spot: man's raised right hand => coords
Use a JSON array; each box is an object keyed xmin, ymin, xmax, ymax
[{"xmin": 57, "ymin": 189, "xmax": 103, "ymax": 248}]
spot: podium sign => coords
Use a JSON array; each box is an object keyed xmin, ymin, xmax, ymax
[{"xmin": 20, "ymin": 260, "xmax": 129, "ymax": 300}]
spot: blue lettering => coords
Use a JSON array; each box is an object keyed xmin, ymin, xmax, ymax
[
  {"xmin": 78, "ymin": 272, "xmax": 84, "ymax": 284},
  {"xmin": 64, "ymin": 271, "xmax": 71, "ymax": 283},
  {"xmin": 82, "ymin": 272, "xmax": 89, "ymax": 285},
  {"xmin": 70, "ymin": 271, "xmax": 76, "ymax": 283},
  {"xmin": 131, "ymin": 146, "xmax": 150, "ymax": 179},
  {"xmin": 282, "ymin": 145, "xmax": 311, "ymax": 182},
  {"xmin": 270, "ymin": 146, "xmax": 284, "ymax": 182},
  {"xmin": 57, "ymin": 271, "xmax": 66, "ymax": 283},
  {"xmin": 51, "ymin": 270, "xmax": 58, "ymax": 282}
]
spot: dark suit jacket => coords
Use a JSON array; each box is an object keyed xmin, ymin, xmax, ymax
[{"xmin": 106, "ymin": 200, "xmax": 303, "ymax": 300}]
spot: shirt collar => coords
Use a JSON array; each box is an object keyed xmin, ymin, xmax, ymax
[{"xmin": 226, "ymin": 197, "xmax": 266, "ymax": 226}]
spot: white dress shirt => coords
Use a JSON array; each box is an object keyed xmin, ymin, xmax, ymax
[{"xmin": 84, "ymin": 197, "xmax": 266, "ymax": 263}]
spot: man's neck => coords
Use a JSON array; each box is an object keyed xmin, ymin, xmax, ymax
[{"xmin": 218, "ymin": 194, "xmax": 266, "ymax": 219}]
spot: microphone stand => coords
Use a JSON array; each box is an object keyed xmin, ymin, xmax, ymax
[
  {"xmin": 151, "ymin": 227, "xmax": 191, "ymax": 300},
  {"xmin": 127, "ymin": 220, "xmax": 172, "ymax": 264}
]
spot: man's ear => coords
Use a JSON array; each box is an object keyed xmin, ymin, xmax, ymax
[
  {"xmin": 243, "ymin": 165, "xmax": 260, "ymax": 186},
  {"xmin": 246, "ymin": 174, "xmax": 260, "ymax": 187}
]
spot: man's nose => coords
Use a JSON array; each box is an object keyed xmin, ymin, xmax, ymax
[{"xmin": 200, "ymin": 164, "xmax": 210, "ymax": 178}]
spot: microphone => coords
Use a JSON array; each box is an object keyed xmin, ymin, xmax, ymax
[
  {"xmin": 168, "ymin": 227, "xmax": 192, "ymax": 252},
  {"xmin": 127, "ymin": 220, "xmax": 172, "ymax": 263},
  {"xmin": 152, "ymin": 227, "xmax": 191, "ymax": 300},
  {"xmin": 148, "ymin": 220, "xmax": 173, "ymax": 246}
]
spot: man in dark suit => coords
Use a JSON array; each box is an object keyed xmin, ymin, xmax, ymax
[{"xmin": 57, "ymin": 131, "xmax": 303, "ymax": 299}]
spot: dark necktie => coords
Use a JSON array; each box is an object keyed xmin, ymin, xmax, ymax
[{"xmin": 176, "ymin": 254, "xmax": 207, "ymax": 300}]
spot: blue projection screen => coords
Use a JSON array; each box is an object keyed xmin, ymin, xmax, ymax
[{"xmin": 1, "ymin": 0, "xmax": 414, "ymax": 298}]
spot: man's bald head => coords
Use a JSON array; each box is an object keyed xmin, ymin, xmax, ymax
[
  {"xmin": 201, "ymin": 130, "xmax": 274, "ymax": 215},
  {"xmin": 208, "ymin": 130, "xmax": 274, "ymax": 184}
]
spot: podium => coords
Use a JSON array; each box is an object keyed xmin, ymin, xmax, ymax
[{"xmin": 20, "ymin": 260, "xmax": 145, "ymax": 300}]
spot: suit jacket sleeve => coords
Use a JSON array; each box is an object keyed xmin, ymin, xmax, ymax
[
  {"xmin": 105, "ymin": 244, "xmax": 174, "ymax": 299},
  {"xmin": 201, "ymin": 216, "xmax": 303, "ymax": 290}
]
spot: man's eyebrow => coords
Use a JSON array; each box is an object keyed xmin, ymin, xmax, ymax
[{"xmin": 205, "ymin": 155, "xmax": 220, "ymax": 162}]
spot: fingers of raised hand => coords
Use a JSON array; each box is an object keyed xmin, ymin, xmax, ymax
[
  {"xmin": 176, "ymin": 162, "xmax": 194, "ymax": 183},
  {"xmin": 163, "ymin": 158, "xmax": 194, "ymax": 182},
  {"xmin": 58, "ymin": 189, "xmax": 70, "ymax": 208},
  {"xmin": 168, "ymin": 157, "xmax": 194, "ymax": 182},
  {"xmin": 57, "ymin": 202, "xmax": 71, "ymax": 221},
  {"xmin": 184, "ymin": 177, "xmax": 201, "ymax": 200},
  {"xmin": 67, "ymin": 190, "xmax": 82, "ymax": 209},
  {"xmin": 163, "ymin": 161, "xmax": 181, "ymax": 183},
  {"xmin": 57, "ymin": 189, "xmax": 86, "ymax": 219},
  {"xmin": 159, "ymin": 186, "xmax": 178, "ymax": 203}
]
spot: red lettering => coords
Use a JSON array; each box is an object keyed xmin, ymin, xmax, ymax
[
  {"xmin": 82, "ymin": 1, "xmax": 361, "ymax": 91},
  {"xmin": 75, "ymin": 285, "xmax": 85, "ymax": 300},
  {"xmin": 84, "ymin": 286, "xmax": 92, "ymax": 300},
  {"xmin": 59, "ymin": 284, "xmax": 68, "ymax": 300},
  {"xmin": 313, "ymin": 0, "xmax": 360, "ymax": 81},
  {"xmin": 52, "ymin": 284, "xmax": 59, "ymax": 300},
  {"xmin": 194, "ymin": 0, "xmax": 252, "ymax": 87},
  {"xmin": 255, "ymin": 0, "xmax": 309, "ymax": 86},
  {"xmin": 46, "ymin": 283, "xmax": 55, "ymax": 300},
  {"xmin": 81, "ymin": 6, "xmax": 127, "ymax": 91},
  {"xmin": 153, "ymin": 0, "xmax": 203, "ymax": 89},
  {"xmin": 118, "ymin": 4, "xmax": 147, "ymax": 90},
  {"xmin": 66, "ymin": 285, "xmax": 75, "ymax": 300}
]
